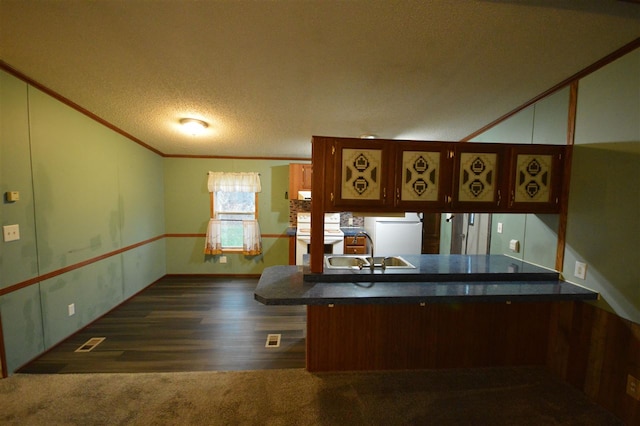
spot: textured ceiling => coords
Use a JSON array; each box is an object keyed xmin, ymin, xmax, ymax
[{"xmin": 1, "ymin": 1, "xmax": 639, "ymax": 158}]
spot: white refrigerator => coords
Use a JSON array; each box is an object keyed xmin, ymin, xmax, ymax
[{"xmin": 363, "ymin": 213, "xmax": 422, "ymax": 257}]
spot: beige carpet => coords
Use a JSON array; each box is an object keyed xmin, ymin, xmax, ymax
[{"xmin": 0, "ymin": 367, "xmax": 622, "ymax": 425}]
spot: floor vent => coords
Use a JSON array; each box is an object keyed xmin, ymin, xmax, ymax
[
  {"xmin": 75, "ymin": 337, "xmax": 106, "ymax": 353},
  {"xmin": 265, "ymin": 334, "xmax": 281, "ymax": 348}
]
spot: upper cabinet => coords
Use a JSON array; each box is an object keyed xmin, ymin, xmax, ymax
[
  {"xmin": 315, "ymin": 136, "xmax": 565, "ymax": 214},
  {"xmin": 395, "ymin": 142, "xmax": 452, "ymax": 209},
  {"xmin": 289, "ymin": 163, "xmax": 313, "ymax": 199},
  {"xmin": 506, "ymin": 144, "xmax": 564, "ymax": 213},
  {"xmin": 330, "ymin": 138, "xmax": 394, "ymax": 208},
  {"xmin": 451, "ymin": 143, "xmax": 507, "ymax": 211}
]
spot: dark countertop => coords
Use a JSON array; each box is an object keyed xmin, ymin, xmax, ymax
[
  {"xmin": 254, "ymin": 255, "xmax": 599, "ymax": 306},
  {"xmin": 303, "ymin": 254, "xmax": 560, "ymax": 283},
  {"xmin": 286, "ymin": 226, "xmax": 364, "ymax": 237}
]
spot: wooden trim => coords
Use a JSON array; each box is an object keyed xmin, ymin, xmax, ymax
[
  {"xmin": 166, "ymin": 153, "xmax": 311, "ymax": 161},
  {"xmin": 165, "ymin": 273, "xmax": 261, "ymax": 278},
  {"xmin": 165, "ymin": 233, "xmax": 288, "ymax": 239},
  {"xmin": 0, "ymin": 313, "xmax": 7, "ymax": 378},
  {"xmin": 555, "ymin": 81, "xmax": 578, "ymax": 272},
  {"xmin": 0, "ymin": 235, "xmax": 164, "ymax": 297},
  {"xmin": 0, "ymin": 61, "xmax": 163, "ymax": 157},
  {"xmin": 566, "ymin": 81, "xmax": 579, "ymax": 147},
  {"xmin": 461, "ymin": 37, "xmax": 640, "ymax": 142}
]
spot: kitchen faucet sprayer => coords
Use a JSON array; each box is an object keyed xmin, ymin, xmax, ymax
[{"xmin": 354, "ymin": 231, "xmax": 374, "ymax": 270}]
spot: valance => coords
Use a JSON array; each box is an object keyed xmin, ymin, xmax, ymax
[{"xmin": 207, "ymin": 172, "xmax": 261, "ymax": 193}]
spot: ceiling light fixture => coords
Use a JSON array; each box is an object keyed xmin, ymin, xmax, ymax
[
  {"xmin": 360, "ymin": 134, "xmax": 376, "ymax": 139},
  {"xmin": 180, "ymin": 118, "xmax": 208, "ymax": 135}
]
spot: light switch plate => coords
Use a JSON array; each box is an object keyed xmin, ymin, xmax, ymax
[
  {"xmin": 497, "ymin": 222, "xmax": 503, "ymax": 234},
  {"xmin": 509, "ymin": 239, "xmax": 520, "ymax": 252},
  {"xmin": 3, "ymin": 224, "xmax": 20, "ymax": 242},
  {"xmin": 6, "ymin": 191, "xmax": 20, "ymax": 202},
  {"xmin": 574, "ymin": 261, "xmax": 587, "ymax": 280}
]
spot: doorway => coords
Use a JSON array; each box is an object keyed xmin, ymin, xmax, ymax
[{"xmin": 450, "ymin": 213, "xmax": 492, "ymax": 255}]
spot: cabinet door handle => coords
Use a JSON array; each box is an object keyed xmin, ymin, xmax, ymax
[
  {"xmin": 497, "ymin": 190, "xmax": 501, "ymax": 206},
  {"xmin": 330, "ymin": 192, "xmax": 334, "ymax": 202},
  {"xmin": 396, "ymin": 187, "xmax": 400, "ymax": 200},
  {"xmin": 383, "ymin": 187, "xmax": 387, "ymax": 200},
  {"xmin": 510, "ymin": 190, "xmax": 514, "ymax": 207}
]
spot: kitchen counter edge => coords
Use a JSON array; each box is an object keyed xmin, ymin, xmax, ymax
[{"xmin": 254, "ymin": 265, "xmax": 599, "ymax": 306}]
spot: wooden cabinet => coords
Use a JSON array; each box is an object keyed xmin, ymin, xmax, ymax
[
  {"xmin": 505, "ymin": 144, "xmax": 564, "ymax": 213},
  {"xmin": 329, "ymin": 138, "xmax": 451, "ymax": 210},
  {"xmin": 395, "ymin": 142, "xmax": 452, "ymax": 209},
  {"xmin": 289, "ymin": 163, "xmax": 312, "ymax": 199},
  {"xmin": 316, "ymin": 136, "xmax": 565, "ymax": 214},
  {"xmin": 344, "ymin": 235, "xmax": 368, "ymax": 254},
  {"xmin": 330, "ymin": 138, "xmax": 394, "ymax": 209},
  {"xmin": 451, "ymin": 143, "xmax": 507, "ymax": 211}
]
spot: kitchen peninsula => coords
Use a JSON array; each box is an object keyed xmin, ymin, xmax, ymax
[
  {"xmin": 256, "ymin": 136, "xmax": 596, "ymax": 372},
  {"xmin": 255, "ymin": 254, "xmax": 598, "ymax": 372}
]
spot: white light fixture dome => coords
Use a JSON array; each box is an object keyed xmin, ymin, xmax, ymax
[{"xmin": 180, "ymin": 118, "xmax": 208, "ymax": 135}]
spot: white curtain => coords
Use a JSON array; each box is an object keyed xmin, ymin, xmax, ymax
[
  {"xmin": 242, "ymin": 220, "xmax": 262, "ymax": 255},
  {"xmin": 205, "ymin": 172, "xmax": 262, "ymax": 256},
  {"xmin": 204, "ymin": 219, "xmax": 223, "ymax": 255},
  {"xmin": 207, "ymin": 172, "xmax": 261, "ymax": 193}
]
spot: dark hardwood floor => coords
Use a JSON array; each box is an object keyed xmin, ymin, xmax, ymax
[{"xmin": 19, "ymin": 277, "xmax": 306, "ymax": 374}]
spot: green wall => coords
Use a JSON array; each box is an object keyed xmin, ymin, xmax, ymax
[
  {"xmin": 443, "ymin": 49, "xmax": 640, "ymax": 324},
  {"xmin": 0, "ymin": 70, "xmax": 166, "ymax": 374},
  {"xmin": 564, "ymin": 50, "xmax": 640, "ymax": 323},
  {"xmin": 163, "ymin": 158, "xmax": 291, "ymax": 274},
  {"xmin": 440, "ymin": 87, "xmax": 568, "ymax": 268}
]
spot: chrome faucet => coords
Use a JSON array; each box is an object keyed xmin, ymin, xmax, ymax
[{"xmin": 354, "ymin": 231, "xmax": 374, "ymax": 270}]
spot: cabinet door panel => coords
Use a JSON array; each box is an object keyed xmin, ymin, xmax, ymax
[
  {"xmin": 513, "ymin": 153, "xmax": 553, "ymax": 203},
  {"xmin": 507, "ymin": 145, "xmax": 564, "ymax": 213},
  {"xmin": 452, "ymin": 144, "xmax": 507, "ymax": 211},
  {"xmin": 458, "ymin": 152, "xmax": 499, "ymax": 202},
  {"xmin": 331, "ymin": 138, "xmax": 393, "ymax": 209},
  {"xmin": 341, "ymin": 148, "xmax": 383, "ymax": 201},
  {"xmin": 395, "ymin": 142, "xmax": 452, "ymax": 209}
]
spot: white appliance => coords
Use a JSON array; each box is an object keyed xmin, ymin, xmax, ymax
[
  {"xmin": 296, "ymin": 212, "xmax": 344, "ymax": 265},
  {"xmin": 363, "ymin": 213, "xmax": 422, "ymax": 257}
]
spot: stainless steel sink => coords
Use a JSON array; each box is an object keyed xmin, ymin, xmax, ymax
[
  {"xmin": 325, "ymin": 255, "xmax": 369, "ymax": 269},
  {"xmin": 371, "ymin": 256, "xmax": 415, "ymax": 269},
  {"xmin": 324, "ymin": 255, "xmax": 415, "ymax": 269}
]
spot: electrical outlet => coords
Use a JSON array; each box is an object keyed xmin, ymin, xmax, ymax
[
  {"xmin": 574, "ymin": 261, "xmax": 587, "ymax": 280},
  {"xmin": 68, "ymin": 303, "xmax": 75, "ymax": 317},
  {"xmin": 3, "ymin": 224, "xmax": 20, "ymax": 242},
  {"xmin": 509, "ymin": 239, "xmax": 520, "ymax": 252},
  {"xmin": 497, "ymin": 222, "xmax": 503, "ymax": 234},
  {"xmin": 220, "ymin": 256, "xmax": 227, "ymax": 264},
  {"xmin": 627, "ymin": 375, "xmax": 640, "ymax": 400}
]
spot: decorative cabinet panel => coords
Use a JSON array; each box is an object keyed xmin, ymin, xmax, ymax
[
  {"xmin": 506, "ymin": 145, "xmax": 564, "ymax": 213},
  {"xmin": 451, "ymin": 144, "xmax": 507, "ymax": 211},
  {"xmin": 395, "ymin": 142, "xmax": 452, "ymax": 209},
  {"xmin": 317, "ymin": 136, "xmax": 565, "ymax": 214},
  {"xmin": 330, "ymin": 139, "xmax": 394, "ymax": 208},
  {"xmin": 289, "ymin": 163, "xmax": 312, "ymax": 199}
]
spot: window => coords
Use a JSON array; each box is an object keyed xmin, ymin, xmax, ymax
[
  {"xmin": 205, "ymin": 172, "xmax": 262, "ymax": 255},
  {"xmin": 215, "ymin": 191, "xmax": 256, "ymax": 249}
]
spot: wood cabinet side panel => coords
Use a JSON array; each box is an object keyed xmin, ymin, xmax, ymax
[{"xmin": 306, "ymin": 302, "xmax": 550, "ymax": 372}]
